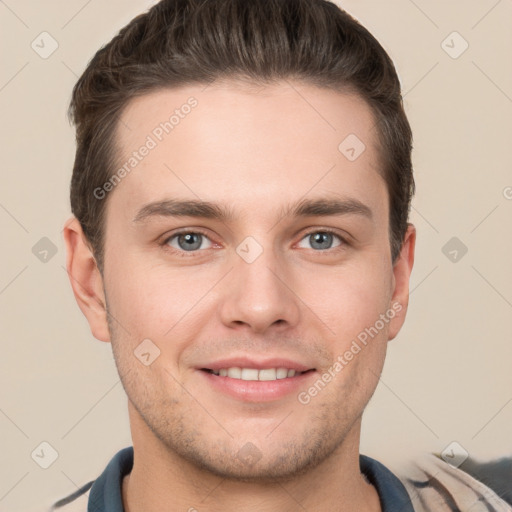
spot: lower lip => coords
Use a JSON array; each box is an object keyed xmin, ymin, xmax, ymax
[{"xmin": 198, "ymin": 370, "xmax": 317, "ymax": 402}]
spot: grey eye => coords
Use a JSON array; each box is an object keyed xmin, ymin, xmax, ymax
[
  {"xmin": 167, "ymin": 233, "xmax": 212, "ymax": 251},
  {"xmin": 297, "ymin": 231, "xmax": 342, "ymax": 251}
]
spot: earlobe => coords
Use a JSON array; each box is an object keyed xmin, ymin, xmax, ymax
[
  {"xmin": 387, "ymin": 223, "xmax": 416, "ymax": 341},
  {"xmin": 63, "ymin": 217, "xmax": 111, "ymax": 342}
]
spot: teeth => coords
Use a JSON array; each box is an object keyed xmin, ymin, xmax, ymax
[
  {"xmin": 276, "ymin": 368, "xmax": 288, "ymax": 379},
  {"xmin": 241, "ymin": 368, "xmax": 259, "ymax": 381},
  {"xmin": 258, "ymin": 368, "xmax": 277, "ymax": 381},
  {"xmin": 227, "ymin": 367, "xmax": 242, "ymax": 379},
  {"xmin": 209, "ymin": 367, "xmax": 304, "ymax": 381}
]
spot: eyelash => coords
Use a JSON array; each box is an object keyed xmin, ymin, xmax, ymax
[{"xmin": 160, "ymin": 228, "xmax": 349, "ymax": 257}]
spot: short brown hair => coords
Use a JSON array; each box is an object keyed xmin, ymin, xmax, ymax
[{"xmin": 69, "ymin": 0, "xmax": 414, "ymax": 271}]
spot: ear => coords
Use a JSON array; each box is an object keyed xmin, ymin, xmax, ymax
[
  {"xmin": 387, "ymin": 223, "xmax": 416, "ymax": 341},
  {"xmin": 63, "ymin": 217, "xmax": 110, "ymax": 342}
]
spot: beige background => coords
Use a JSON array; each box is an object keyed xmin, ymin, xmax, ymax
[{"xmin": 1, "ymin": 1, "xmax": 511, "ymax": 511}]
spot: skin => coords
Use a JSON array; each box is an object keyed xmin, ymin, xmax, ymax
[{"xmin": 64, "ymin": 79, "xmax": 415, "ymax": 512}]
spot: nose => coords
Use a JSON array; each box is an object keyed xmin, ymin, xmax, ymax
[{"xmin": 218, "ymin": 246, "xmax": 301, "ymax": 334}]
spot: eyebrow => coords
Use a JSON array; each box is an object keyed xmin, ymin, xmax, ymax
[{"xmin": 132, "ymin": 197, "xmax": 373, "ymax": 223}]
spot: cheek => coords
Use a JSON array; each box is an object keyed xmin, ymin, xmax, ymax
[
  {"xmin": 104, "ymin": 258, "xmax": 218, "ymax": 342},
  {"xmin": 296, "ymin": 257, "xmax": 393, "ymax": 343}
]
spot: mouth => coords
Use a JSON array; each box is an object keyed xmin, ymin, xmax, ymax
[
  {"xmin": 201, "ymin": 367, "xmax": 315, "ymax": 381},
  {"xmin": 198, "ymin": 364, "xmax": 317, "ymax": 402}
]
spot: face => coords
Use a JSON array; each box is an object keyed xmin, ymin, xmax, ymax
[{"xmin": 73, "ymin": 79, "xmax": 414, "ymax": 482}]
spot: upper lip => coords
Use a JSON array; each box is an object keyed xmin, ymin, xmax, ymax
[{"xmin": 198, "ymin": 357, "xmax": 315, "ymax": 372}]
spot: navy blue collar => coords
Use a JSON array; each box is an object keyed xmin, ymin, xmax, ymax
[
  {"xmin": 88, "ymin": 447, "xmax": 414, "ymax": 512},
  {"xmin": 360, "ymin": 454, "xmax": 415, "ymax": 512}
]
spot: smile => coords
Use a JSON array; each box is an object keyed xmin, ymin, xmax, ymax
[{"xmin": 202, "ymin": 367, "xmax": 312, "ymax": 381}]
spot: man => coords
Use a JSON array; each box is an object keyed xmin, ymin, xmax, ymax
[{"xmin": 56, "ymin": 0, "xmax": 511, "ymax": 510}]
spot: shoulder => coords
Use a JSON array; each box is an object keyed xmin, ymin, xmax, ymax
[
  {"xmin": 47, "ymin": 446, "xmax": 133, "ymax": 512},
  {"xmin": 400, "ymin": 453, "xmax": 512, "ymax": 511},
  {"xmin": 47, "ymin": 480, "xmax": 93, "ymax": 512}
]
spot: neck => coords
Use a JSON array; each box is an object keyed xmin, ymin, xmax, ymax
[{"xmin": 122, "ymin": 407, "xmax": 381, "ymax": 512}]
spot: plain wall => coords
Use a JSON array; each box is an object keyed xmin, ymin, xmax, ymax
[{"xmin": 0, "ymin": 1, "xmax": 511, "ymax": 510}]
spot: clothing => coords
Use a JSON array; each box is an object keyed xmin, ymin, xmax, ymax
[
  {"xmin": 48, "ymin": 446, "xmax": 512, "ymax": 512},
  {"xmin": 400, "ymin": 453, "xmax": 512, "ymax": 512}
]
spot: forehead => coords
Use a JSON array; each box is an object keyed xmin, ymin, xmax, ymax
[{"xmin": 109, "ymin": 80, "xmax": 387, "ymax": 225}]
